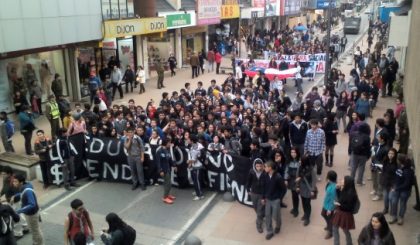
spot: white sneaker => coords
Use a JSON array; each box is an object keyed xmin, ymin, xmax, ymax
[
  {"xmin": 199, "ymin": 195, "xmax": 205, "ymax": 200},
  {"xmin": 370, "ymin": 191, "xmax": 376, "ymax": 195},
  {"xmin": 193, "ymin": 196, "xmax": 201, "ymax": 201},
  {"xmin": 192, "ymin": 192, "xmax": 197, "ymax": 196}
]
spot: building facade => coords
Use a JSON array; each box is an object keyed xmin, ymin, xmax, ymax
[{"xmin": 0, "ymin": 0, "xmax": 102, "ymax": 110}]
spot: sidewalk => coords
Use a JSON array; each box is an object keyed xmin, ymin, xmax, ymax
[{"xmin": 190, "ymin": 28, "xmax": 420, "ymax": 245}]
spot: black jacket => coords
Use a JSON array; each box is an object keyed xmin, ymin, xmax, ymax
[
  {"xmin": 246, "ymin": 170, "xmax": 265, "ymax": 195},
  {"xmin": 289, "ymin": 121, "xmax": 308, "ymax": 146},
  {"xmin": 155, "ymin": 147, "xmax": 173, "ymax": 174},
  {"xmin": 371, "ymin": 143, "xmax": 389, "ymax": 171},
  {"xmin": 336, "ymin": 189, "xmax": 358, "ymax": 213},
  {"xmin": 394, "ymin": 165, "xmax": 414, "ymax": 193},
  {"xmin": 381, "ymin": 159, "xmax": 397, "ymax": 189},
  {"xmin": 262, "ymin": 172, "xmax": 286, "ymax": 200},
  {"xmin": 0, "ymin": 203, "xmax": 20, "ymax": 236}
]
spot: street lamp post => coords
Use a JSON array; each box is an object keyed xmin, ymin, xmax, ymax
[{"xmin": 323, "ymin": 0, "xmax": 334, "ymax": 87}]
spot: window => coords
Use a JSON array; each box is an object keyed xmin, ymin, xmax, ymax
[{"xmin": 102, "ymin": 0, "xmax": 134, "ymax": 20}]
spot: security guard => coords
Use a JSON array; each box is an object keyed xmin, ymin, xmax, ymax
[{"xmin": 45, "ymin": 94, "xmax": 61, "ymax": 139}]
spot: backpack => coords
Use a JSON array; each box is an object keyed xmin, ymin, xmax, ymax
[
  {"xmin": 0, "ymin": 209, "xmax": 13, "ymax": 235},
  {"xmin": 351, "ymin": 133, "xmax": 365, "ymax": 155},
  {"xmin": 353, "ymin": 197, "xmax": 361, "ymax": 214},
  {"xmin": 121, "ymin": 224, "xmax": 136, "ymax": 245},
  {"xmin": 5, "ymin": 120, "xmax": 15, "ymax": 139},
  {"xmin": 67, "ymin": 210, "xmax": 91, "ymax": 238}
]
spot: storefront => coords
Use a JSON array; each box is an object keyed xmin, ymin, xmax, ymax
[
  {"xmin": 0, "ymin": 49, "xmax": 69, "ymax": 112},
  {"xmin": 282, "ymin": 0, "xmax": 305, "ymax": 27},
  {"xmin": 157, "ymin": 12, "xmax": 197, "ymax": 69},
  {"xmin": 146, "ymin": 31, "xmax": 176, "ymax": 73},
  {"xmin": 102, "ymin": 17, "xmax": 167, "ymax": 79},
  {"xmin": 181, "ymin": 26, "xmax": 207, "ymax": 65},
  {"xmin": 207, "ymin": 3, "xmax": 240, "ymax": 55}
]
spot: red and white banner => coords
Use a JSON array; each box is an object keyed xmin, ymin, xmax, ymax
[
  {"xmin": 245, "ymin": 67, "xmax": 298, "ymax": 81},
  {"xmin": 197, "ymin": 0, "xmax": 222, "ymax": 25}
]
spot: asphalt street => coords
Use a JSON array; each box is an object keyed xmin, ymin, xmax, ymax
[{"xmin": 17, "ymin": 10, "xmax": 372, "ymax": 245}]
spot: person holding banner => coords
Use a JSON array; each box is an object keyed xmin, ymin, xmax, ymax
[{"xmin": 124, "ymin": 127, "xmax": 146, "ymax": 191}]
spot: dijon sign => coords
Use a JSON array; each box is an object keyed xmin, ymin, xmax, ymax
[{"xmin": 103, "ymin": 17, "xmax": 167, "ymax": 38}]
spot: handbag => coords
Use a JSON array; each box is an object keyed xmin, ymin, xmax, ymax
[{"xmin": 303, "ymin": 177, "xmax": 318, "ymax": 200}]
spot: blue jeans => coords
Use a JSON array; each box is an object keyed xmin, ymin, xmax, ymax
[
  {"xmin": 390, "ymin": 190, "xmax": 411, "ymax": 218},
  {"xmin": 383, "ymin": 188, "xmax": 391, "ymax": 211}
]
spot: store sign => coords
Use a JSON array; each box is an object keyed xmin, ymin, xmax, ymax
[
  {"xmin": 316, "ymin": 0, "xmax": 337, "ymax": 9},
  {"xmin": 252, "ymin": 0, "xmax": 280, "ymax": 16},
  {"xmin": 197, "ymin": 0, "xmax": 222, "ymax": 25},
  {"xmin": 103, "ymin": 18, "xmax": 167, "ymax": 38},
  {"xmin": 252, "ymin": 0, "xmax": 265, "ymax": 7},
  {"xmin": 166, "ymin": 14, "xmax": 192, "ymax": 28},
  {"xmin": 221, "ymin": 4, "xmax": 240, "ymax": 19}
]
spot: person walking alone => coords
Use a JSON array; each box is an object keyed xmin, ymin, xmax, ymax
[
  {"xmin": 110, "ymin": 65, "xmax": 123, "ymax": 100},
  {"xmin": 156, "ymin": 60, "xmax": 165, "ymax": 89},
  {"xmin": 215, "ymin": 50, "xmax": 222, "ymax": 74},
  {"xmin": 167, "ymin": 54, "xmax": 177, "ymax": 77},
  {"xmin": 190, "ymin": 52, "xmax": 199, "ymax": 78},
  {"xmin": 64, "ymin": 199, "xmax": 94, "ymax": 245},
  {"xmin": 207, "ymin": 49, "xmax": 215, "ymax": 72},
  {"xmin": 123, "ymin": 65, "xmax": 135, "ymax": 93},
  {"xmin": 136, "ymin": 66, "xmax": 146, "ymax": 94}
]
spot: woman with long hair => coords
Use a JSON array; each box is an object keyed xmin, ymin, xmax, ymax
[
  {"xmin": 357, "ymin": 212, "xmax": 396, "ymax": 244},
  {"xmin": 285, "ymin": 147, "xmax": 301, "ymax": 218},
  {"xmin": 381, "ymin": 148, "xmax": 398, "ymax": 214},
  {"xmin": 101, "ymin": 212, "xmax": 135, "ymax": 245},
  {"xmin": 296, "ymin": 155, "xmax": 316, "ymax": 226},
  {"xmin": 389, "ymin": 154, "xmax": 415, "ymax": 225},
  {"xmin": 323, "ymin": 113, "xmax": 339, "ymax": 167},
  {"xmin": 321, "ymin": 170, "xmax": 337, "ymax": 240},
  {"xmin": 332, "ymin": 175, "xmax": 359, "ymax": 245},
  {"xmin": 336, "ymin": 91, "xmax": 350, "ymax": 132}
]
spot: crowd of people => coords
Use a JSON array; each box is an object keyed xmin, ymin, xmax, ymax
[{"xmin": 0, "ymin": 17, "xmax": 415, "ymax": 245}]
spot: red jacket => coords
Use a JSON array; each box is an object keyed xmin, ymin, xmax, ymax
[
  {"xmin": 215, "ymin": 52, "xmax": 222, "ymax": 63},
  {"xmin": 207, "ymin": 51, "xmax": 215, "ymax": 62}
]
